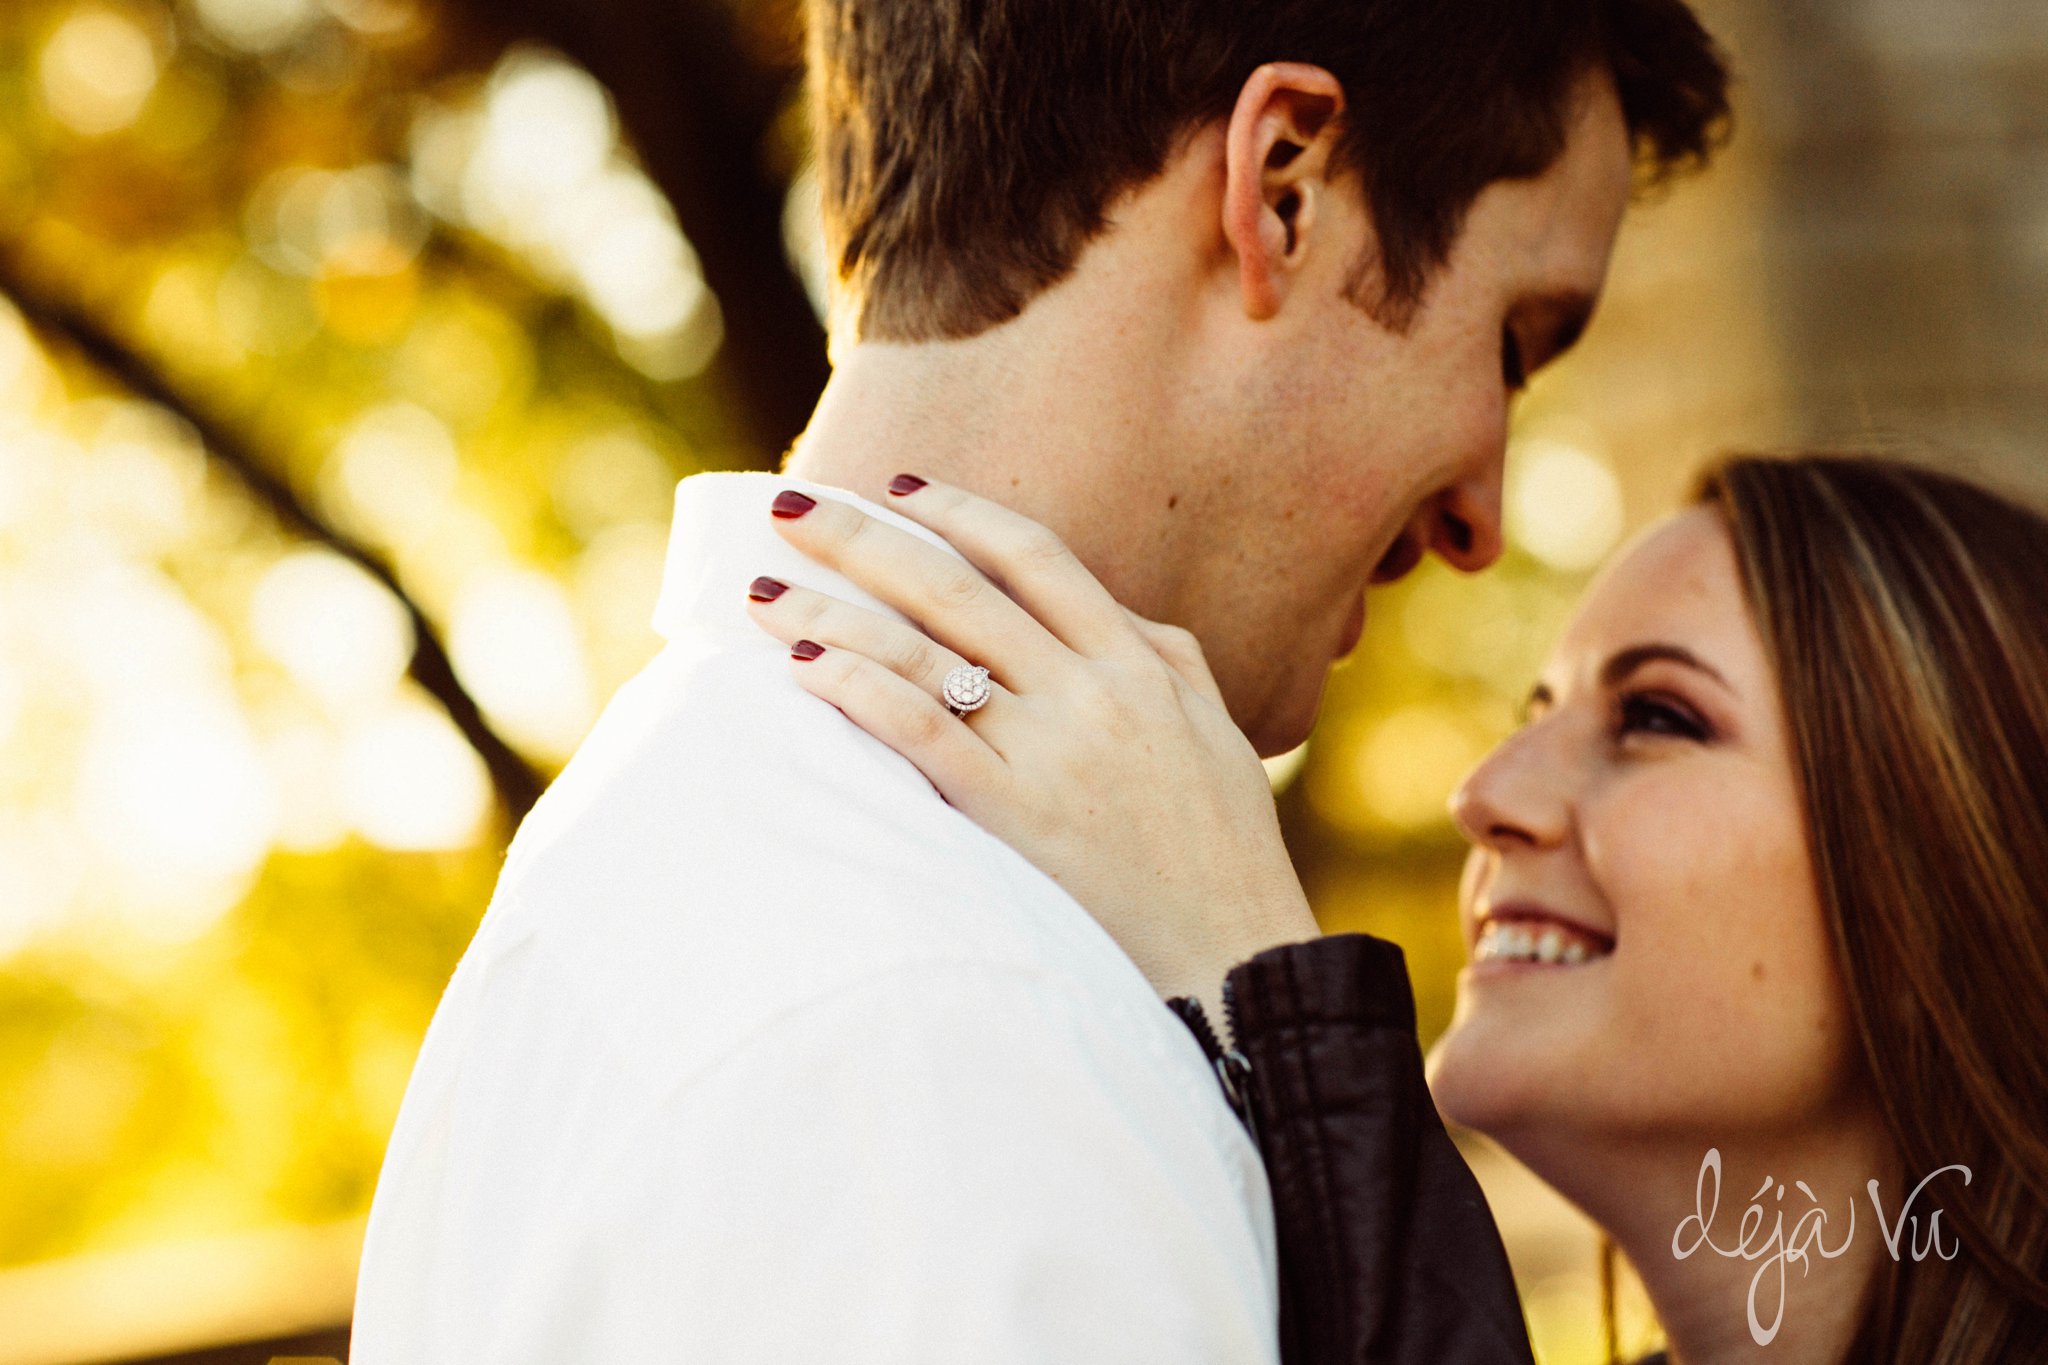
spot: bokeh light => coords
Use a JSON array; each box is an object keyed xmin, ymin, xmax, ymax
[
  {"xmin": 1357, "ymin": 704, "xmax": 1488, "ymax": 832},
  {"xmin": 74, "ymin": 693, "xmax": 278, "ymax": 941},
  {"xmin": 337, "ymin": 698, "xmax": 491, "ymax": 850},
  {"xmin": 190, "ymin": 0, "xmax": 319, "ymax": 53},
  {"xmin": 0, "ymin": 809, "xmax": 88, "ymax": 958},
  {"xmin": 37, "ymin": 5, "xmax": 163, "ymax": 137},
  {"xmin": 246, "ymin": 164, "xmax": 429, "ymax": 279},
  {"xmin": 468, "ymin": 50, "xmax": 615, "ymax": 223},
  {"xmin": 448, "ymin": 567, "xmax": 595, "ymax": 762},
  {"xmin": 1507, "ymin": 437, "xmax": 1629, "ymax": 574},
  {"xmin": 1262, "ymin": 740, "xmax": 1310, "ymax": 793},
  {"xmin": 320, "ymin": 400, "xmax": 460, "ymax": 549},
  {"xmin": 0, "ymin": 300, "xmax": 58, "ymax": 413},
  {"xmin": 409, "ymin": 46, "xmax": 725, "ymax": 379},
  {"xmin": 249, "ymin": 549, "xmax": 413, "ymax": 714}
]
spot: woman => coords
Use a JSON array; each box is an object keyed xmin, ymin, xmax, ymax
[{"xmin": 741, "ymin": 454, "xmax": 2048, "ymax": 1364}]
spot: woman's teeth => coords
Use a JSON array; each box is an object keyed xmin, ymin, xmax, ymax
[{"xmin": 1473, "ymin": 918, "xmax": 1611, "ymax": 966}]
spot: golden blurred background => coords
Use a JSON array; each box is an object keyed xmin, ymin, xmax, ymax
[{"xmin": 0, "ymin": 0, "xmax": 2042, "ymax": 1360}]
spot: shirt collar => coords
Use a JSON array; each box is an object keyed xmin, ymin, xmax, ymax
[{"xmin": 651, "ymin": 471, "xmax": 969, "ymax": 645}]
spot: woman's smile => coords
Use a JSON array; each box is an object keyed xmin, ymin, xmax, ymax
[{"xmin": 1469, "ymin": 911, "xmax": 1615, "ymax": 968}]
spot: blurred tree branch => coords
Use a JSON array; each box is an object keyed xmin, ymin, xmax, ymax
[
  {"xmin": 0, "ymin": 244, "xmax": 546, "ymax": 822},
  {"xmin": 441, "ymin": 0, "xmax": 828, "ymax": 464}
]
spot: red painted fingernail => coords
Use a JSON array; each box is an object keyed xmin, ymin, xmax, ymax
[
  {"xmin": 791, "ymin": 640, "xmax": 825, "ymax": 661},
  {"xmin": 888, "ymin": 474, "xmax": 927, "ymax": 496},
  {"xmin": 748, "ymin": 576, "xmax": 788, "ymax": 602},
  {"xmin": 772, "ymin": 490, "xmax": 816, "ymax": 519}
]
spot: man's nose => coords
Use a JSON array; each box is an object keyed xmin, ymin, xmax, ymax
[{"xmin": 1426, "ymin": 474, "xmax": 1504, "ymax": 574}]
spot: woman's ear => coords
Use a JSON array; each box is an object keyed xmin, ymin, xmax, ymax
[{"xmin": 1222, "ymin": 63, "xmax": 1348, "ymax": 322}]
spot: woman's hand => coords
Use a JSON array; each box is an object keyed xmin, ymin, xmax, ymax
[{"xmin": 744, "ymin": 476, "xmax": 1321, "ymax": 1032}]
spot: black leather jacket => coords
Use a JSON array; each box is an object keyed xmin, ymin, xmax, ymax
[{"xmin": 1169, "ymin": 934, "xmax": 1537, "ymax": 1365}]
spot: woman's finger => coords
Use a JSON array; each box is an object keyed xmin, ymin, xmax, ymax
[
  {"xmin": 879, "ymin": 475, "xmax": 1148, "ymax": 662},
  {"xmin": 745, "ymin": 576, "xmax": 1025, "ymax": 755},
  {"xmin": 1120, "ymin": 608, "xmax": 1227, "ymax": 710},
  {"xmin": 781, "ymin": 638, "xmax": 1005, "ymax": 802},
  {"xmin": 768, "ymin": 489, "xmax": 1069, "ymax": 690},
  {"xmin": 748, "ymin": 576, "xmax": 979, "ymax": 698}
]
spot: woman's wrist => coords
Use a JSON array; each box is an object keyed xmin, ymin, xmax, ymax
[
  {"xmin": 1227, "ymin": 891, "xmax": 1322, "ymax": 965},
  {"xmin": 1159, "ymin": 895, "xmax": 1322, "ymax": 1049}
]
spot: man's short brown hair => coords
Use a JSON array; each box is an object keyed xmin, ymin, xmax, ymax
[{"xmin": 807, "ymin": 0, "xmax": 1730, "ymax": 340}]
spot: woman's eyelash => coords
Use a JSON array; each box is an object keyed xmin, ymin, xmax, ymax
[{"xmin": 1615, "ymin": 692, "xmax": 1712, "ymax": 742}]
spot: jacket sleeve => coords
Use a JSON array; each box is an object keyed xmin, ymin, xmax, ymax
[{"xmin": 1174, "ymin": 934, "xmax": 1538, "ymax": 1365}]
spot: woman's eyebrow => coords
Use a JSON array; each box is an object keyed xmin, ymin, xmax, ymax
[
  {"xmin": 1599, "ymin": 642, "xmax": 1732, "ymax": 693},
  {"xmin": 1521, "ymin": 644, "xmax": 1732, "ymax": 718}
]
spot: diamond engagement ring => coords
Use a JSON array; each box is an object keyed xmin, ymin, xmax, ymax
[{"xmin": 942, "ymin": 663, "xmax": 993, "ymax": 717}]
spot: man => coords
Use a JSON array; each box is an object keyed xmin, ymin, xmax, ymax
[{"xmin": 353, "ymin": 1, "xmax": 1728, "ymax": 1359}]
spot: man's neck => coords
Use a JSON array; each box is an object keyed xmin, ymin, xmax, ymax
[{"xmin": 783, "ymin": 324, "xmax": 1197, "ymax": 624}]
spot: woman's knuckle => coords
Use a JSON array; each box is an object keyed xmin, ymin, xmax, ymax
[
  {"xmin": 933, "ymin": 570, "xmax": 982, "ymax": 608},
  {"xmin": 791, "ymin": 593, "xmax": 830, "ymax": 631},
  {"xmin": 1016, "ymin": 525, "xmax": 1070, "ymax": 568},
  {"xmin": 888, "ymin": 637, "xmax": 938, "ymax": 685},
  {"xmin": 1070, "ymin": 672, "xmax": 1124, "ymax": 728},
  {"xmin": 836, "ymin": 510, "xmax": 876, "ymax": 552},
  {"xmin": 904, "ymin": 702, "xmax": 950, "ymax": 749}
]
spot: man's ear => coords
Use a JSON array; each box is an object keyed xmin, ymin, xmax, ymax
[{"xmin": 1222, "ymin": 63, "xmax": 1347, "ymax": 322}]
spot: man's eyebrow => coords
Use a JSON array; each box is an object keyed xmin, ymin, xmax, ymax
[{"xmin": 1521, "ymin": 641, "xmax": 1731, "ymax": 718}]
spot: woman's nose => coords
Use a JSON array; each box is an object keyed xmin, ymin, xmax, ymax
[{"xmin": 1449, "ymin": 727, "xmax": 1571, "ymax": 852}]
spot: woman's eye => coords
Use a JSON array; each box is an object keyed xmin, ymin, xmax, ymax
[
  {"xmin": 1502, "ymin": 328, "xmax": 1528, "ymax": 392},
  {"xmin": 1617, "ymin": 692, "xmax": 1711, "ymax": 742}
]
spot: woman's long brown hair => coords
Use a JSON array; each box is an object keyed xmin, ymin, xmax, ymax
[{"xmin": 1685, "ymin": 455, "xmax": 2048, "ymax": 1363}]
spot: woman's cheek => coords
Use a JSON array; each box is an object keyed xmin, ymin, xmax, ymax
[
  {"xmin": 1595, "ymin": 767, "xmax": 1853, "ymax": 1126},
  {"xmin": 1578, "ymin": 775, "xmax": 1747, "ymax": 1067}
]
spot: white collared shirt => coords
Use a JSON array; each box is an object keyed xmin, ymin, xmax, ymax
[{"xmin": 351, "ymin": 471, "xmax": 1279, "ymax": 1364}]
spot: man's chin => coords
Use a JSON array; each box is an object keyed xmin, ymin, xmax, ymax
[{"xmin": 1243, "ymin": 671, "xmax": 1330, "ymax": 759}]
